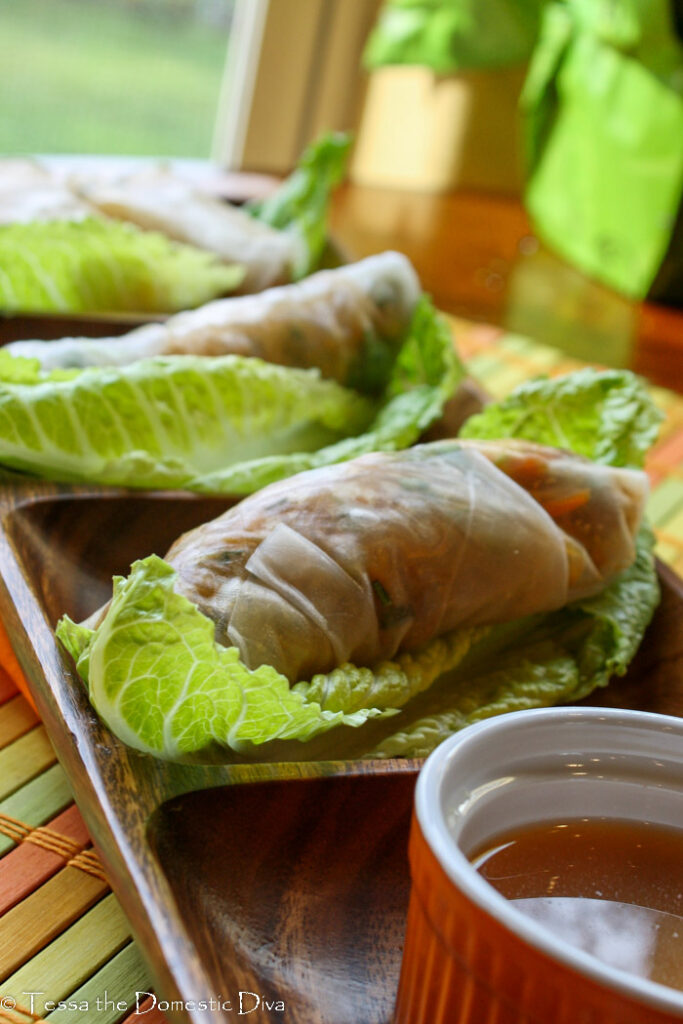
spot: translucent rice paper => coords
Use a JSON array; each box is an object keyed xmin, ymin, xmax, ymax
[
  {"xmin": 0, "ymin": 159, "xmax": 95, "ymax": 224},
  {"xmin": 165, "ymin": 439, "xmax": 648, "ymax": 682},
  {"xmin": 8, "ymin": 252, "xmax": 421, "ymax": 389},
  {"xmin": 78, "ymin": 173, "xmax": 299, "ymax": 293}
]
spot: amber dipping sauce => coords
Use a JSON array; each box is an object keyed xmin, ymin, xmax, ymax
[{"xmin": 471, "ymin": 818, "xmax": 683, "ymax": 992}]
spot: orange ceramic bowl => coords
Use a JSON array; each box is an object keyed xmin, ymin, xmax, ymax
[{"xmin": 394, "ymin": 707, "xmax": 683, "ymax": 1024}]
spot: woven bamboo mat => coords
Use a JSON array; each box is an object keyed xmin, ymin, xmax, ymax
[
  {"xmin": 0, "ymin": 671, "xmax": 166, "ymax": 1023},
  {"xmin": 1, "ymin": 324, "xmax": 682, "ymax": 1024}
]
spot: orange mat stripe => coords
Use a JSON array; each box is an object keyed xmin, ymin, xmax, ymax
[
  {"xmin": 650, "ymin": 426, "xmax": 683, "ymax": 466},
  {"xmin": 0, "ymin": 806, "xmax": 91, "ymax": 916},
  {"xmin": 0, "ymin": 669, "xmax": 17, "ymax": 708},
  {"xmin": 0, "ymin": 822, "xmax": 105, "ymax": 880},
  {"xmin": 0, "ymin": 815, "xmax": 85, "ymax": 859},
  {"xmin": 0, "ymin": 619, "xmax": 36, "ymax": 714},
  {"xmin": 0, "ymin": 1008, "xmax": 41, "ymax": 1024},
  {"xmin": 26, "ymin": 826, "xmax": 81, "ymax": 861}
]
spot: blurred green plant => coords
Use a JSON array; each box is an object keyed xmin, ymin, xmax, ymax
[
  {"xmin": 522, "ymin": 0, "xmax": 683, "ymax": 300},
  {"xmin": 364, "ymin": 0, "xmax": 549, "ymax": 73}
]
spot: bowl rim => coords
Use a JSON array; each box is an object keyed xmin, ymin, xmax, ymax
[{"xmin": 415, "ymin": 706, "xmax": 683, "ymax": 1017}]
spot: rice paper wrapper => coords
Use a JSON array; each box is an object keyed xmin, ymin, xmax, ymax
[{"xmin": 521, "ymin": 0, "xmax": 683, "ymax": 300}]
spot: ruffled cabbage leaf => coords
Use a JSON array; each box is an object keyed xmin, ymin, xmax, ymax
[
  {"xmin": 461, "ymin": 367, "xmax": 662, "ymax": 468},
  {"xmin": 0, "ymin": 297, "xmax": 461, "ymax": 492},
  {"xmin": 248, "ymin": 132, "xmax": 352, "ymax": 279},
  {"xmin": 0, "ymin": 218, "xmax": 244, "ymax": 314},
  {"xmin": 57, "ymin": 557, "xmax": 389, "ymax": 759}
]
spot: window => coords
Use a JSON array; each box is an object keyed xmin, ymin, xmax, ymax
[
  {"xmin": 216, "ymin": 0, "xmax": 380, "ymax": 172},
  {"xmin": 3, "ymin": 0, "xmax": 234, "ymax": 158},
  {"xmin": 3, "ymin": 0, "xmax": 379, "ymax": 171}
]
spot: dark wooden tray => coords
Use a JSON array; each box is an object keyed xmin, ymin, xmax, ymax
[
  {"xmin": 0, "ymin": 311, "xmax": 161, "ymax": 343},
  {"xmin": 0, "ymin": 480, "xmax": 682, "ymax": 1024}
]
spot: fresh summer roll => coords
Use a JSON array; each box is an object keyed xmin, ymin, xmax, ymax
[
  {"xmin": 0, "ymin": 159, "xmax": 95, "ymax": 224},
  {"xmin": 77, "ymin": 172, "xmax": 300, "ymax": 293},
  {"xmin": 7, "ymin": 252, "xmax": 421, "ymax": 391},
  {"xmin": 164, "ymin": 439, "xmax": 648, "ymax": 683}
]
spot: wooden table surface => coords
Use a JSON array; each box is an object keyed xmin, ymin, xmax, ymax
[{"xmin": 330, "ymin": 184, "xmax": 683, "ymax": 394}]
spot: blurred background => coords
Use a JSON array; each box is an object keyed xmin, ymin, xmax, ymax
[
  {"xmin": 2, "ymin": 0, "xmax": 683, "ymax": 368},
  {"xmin": 4, "ymin": 0, "xmax": 235, "ymax": 158}
]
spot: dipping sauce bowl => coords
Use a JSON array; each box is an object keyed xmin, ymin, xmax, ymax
[{"xmin": 394, "ymin": 707, "xmax": 683, "ymax": 1024}]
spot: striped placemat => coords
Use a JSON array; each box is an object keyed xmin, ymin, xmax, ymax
[
  {"xmin": 1, "ymin": 324, "xmax": 683, "ymax": 1024},
  {"xmin": 0, "ymin": 668, "xmax": 166, "ymax": 1024}
]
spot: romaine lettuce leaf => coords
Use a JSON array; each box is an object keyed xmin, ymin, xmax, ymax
[
  {"xmin": 0, "ymin": 297, "xmax": 460, "ymax": 493},
  {"xmin": 0, "ymin": 352, "xmax": 373, "ymax": 488},
  {"xmin": 189, "ymin": 296, "xmax": 463, "ymax": 493},
  {"xmin": 0, "ymin": 350, "xmax": 80, "ymax": 385},
  {"xmin": 294, "ymin": 626, "xmax": 489, "ymax": 714},
  {"xmin": 365, "ymin": 525, "xmax": 660, "ymax": 757},
  {"xmin": 57, "ymin": 556, "xmax": 389, "ymax": 759},
  {"xmin": 0, "ymin": 218, "xmax": 244, "ymax": 314},
  {"xmin": 287, "ymin": 520, "xmax": 658, "ymax": 759},
  {"xmin": 248, "ymin": 132, "xmax": 351, "ymax": 279},
  {"xmin": 461, "ymin": 367, "xmax": 662, "ymax": 467}
]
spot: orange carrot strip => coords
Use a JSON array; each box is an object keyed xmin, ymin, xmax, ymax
[{"xmin": 541, "ymin": 489, "xmax": 591, "ymax": 519}]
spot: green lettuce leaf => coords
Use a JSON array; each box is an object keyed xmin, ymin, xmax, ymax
[
  {"xmin": 248, "ymin": 132, "xmax": 352, "ymax": 279},
  {"xmin": 461, "ymin": 367, "xmax": 663, "ymax": 467},
  {"xmin": 0, "ymin": 218, "xmax": 244, "ymax": 314},
  {"xmin": 295, "ymin": 626, "xmax": 489, "ymax": 714},
  {"xmin": 0, "ymin": 297, "xmax": 460, "ymax": 493},
  {"xmin": 0, "ymin": 353, "xmax": 374, "ymax": 488},
  {"xmin": 189, "ymin": 296, "xmax": 463, "ymax": 493},
  {"xmin": 57, "ymin": 556, "xmax": 389, "ymax": 759},
  {"xmin": 365, "ymin": 525, "xmax": 659, "ymax": 757},
  {"xmin": 0, "ymin": 350, "xmax": 80, "ymax": 385},
  {"xmin": 282, "ymin": 522, "xmax": 659, "ymax": 760}
]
